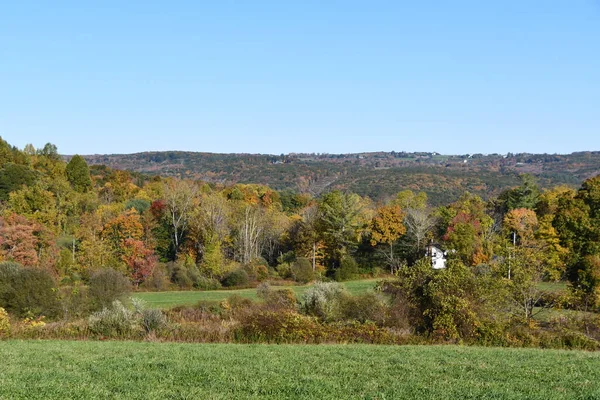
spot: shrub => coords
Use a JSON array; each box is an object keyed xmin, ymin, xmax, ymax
[
  {"xmin": 171, "ymin": 262, "xmax": 194, "ymax": 288},
  {"xmin": 222, "ymin": 295, "xmax": 254, "ymax": 312},
  {"xmin": 222, "ymin": 269, "xmax": 249, "ymax": 287},
  {"xmin": 88, "ymin": 300, "xmax": 138, "ymax": 337},
  {"xmin": 244, "ymin": 258, "xmax": 269, "ymax": 282},
  {"xmin": 141, "ymin": 265, "xmax": 170, "ymax": 291},
  {"xmin": 256, "ymin": 282, "xmax": 272, "ymax": 299},
  {"xmin": 266, "ymin": 289, "xmax": 297, "ymax": 310},
  {"xmin": 88, "ymin": 269, "xmax": 131, "ymax": 310},
  {"xmin": 195, "ymin": 275, "xmax": 222, "ymax": 290},
  {"xmin": 0, "ymin": 264, "xmax": 60, "ymax": 318},
  {"xmin": 276, "ymin": 262, "xmax": 293, "ymax": 279},
  {"xmin": 302, "ymin": 282, "xmax": 346, "ymax": 321},
  {"xmin": 338, "ymin": 292, "xmax": 389, "ymax": 325},
  {"xmin": 291, "ymin": 258, "xmax": 315, "ymax": 283},
  {"xmin": 0, "ymin": 307, "xmax": 10, "ymax": 337},
  {"xmin": 383, "ymin": 258, "xmax": 500, "ymax": 341},
  {"xmin": 58, "ymin": 285, "xmax": 91, "ymax": 320},
  {"xmin": 236, "ymin": 310, "xmax": 322, "ymax": 343},
  {"xmin": 334, "ymin": 256, "xmax": 359, "ymax": 281},
  {"xmin": 132, "ymin": 298, "xmax": 167, "ymax": 333}
]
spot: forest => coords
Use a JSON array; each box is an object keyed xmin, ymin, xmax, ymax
[
  {"xmin": 80, "ymin": 149, "xmax": 600, "ymax": 205},
  {"xmin": 1, "ymin": 136, "xmax": 600, "ymax": 349}
]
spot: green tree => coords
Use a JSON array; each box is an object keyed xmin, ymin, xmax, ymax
[
  {"xmin": 554, "ymin": 175, "xmax": 600, "ymax": 309},
  {"xmin": 317, "ymin": 191, "xmax": 363, "ymax": 270},
  {"xmin": 0, "ymin": 163, "xmax": 37, "ymax": 201},
  {"xmin": 65, "ymin": 155, "xmax": 92, "ymax": 193}
]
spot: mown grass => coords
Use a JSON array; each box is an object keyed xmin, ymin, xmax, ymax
[
  {"xmin": 134, "ymin": 278, "xmax": 382, "ymax": 309},
  {"xmin": 538, "ymin": 281, "xmax": 568, "ymax": 293},
  {"xmin": 1, "ymin": 341, "xmax": 599, "ymax": 399}
]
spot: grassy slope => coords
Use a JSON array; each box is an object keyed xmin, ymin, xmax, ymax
[
  {"xmin": 1, "ymin": 341, "xmax": 599, "ymax": 399},
  {"xmin": 134, "ymin": 279, "xmax": 381, "ymax": 308}
]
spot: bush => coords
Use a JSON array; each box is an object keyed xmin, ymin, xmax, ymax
[
  {"xmin": 244, "ymin": 258, "xmax": 269, "ymax": 282},
  {"xmin": 276, "ymin": 262, "xmax": 293, "ymax": 279},
  {"xmin": 195, "ymin": 275, "xmax": 222, "ymax": 290},
  {"xmin": 88, "ymin": 300, "xmax": 138, "ymax": 337},
  {"xmin": 0, "ymin": 263, "xmax": 60, "ymax": 318},
  {"xmin": 0, "ymin": 307, "xmax": 10, "ymax": 337},
  {"xmin": 58, "ymin": 285, "xmax": 92, "ymax": 320},
  {"xmin": 141, "ymin": 265, "xmax": 170, "ymax": 291},
  {"xmin": 302, "ymin": 282, "xmax": 346, "ymax": 321},
  {"xmin": 88, "ymin": 269, "xmax": 131, "ymax": 310},
  {"xmin": 257, "ymin": 283, "xmax": 297, "ymax": 310},
  {"xmin": 334, "ymin": 256, "xmax": 359, "ymax": 281},
  {"xmin": 338, "ymin": 292, "xmax": 389, "ymax": 325},
  {"xmin": 170, "ymin": 262, "xmax": 194, "ymax": 288},
  {"xmin": 222, "ymin": 269, "xmax": 249, "ymax": 287},
  {"xmin": 132, "ymin": 298, "xmax": 167, "ymax": 333},
  {"xmin": 266, "ymin": 289, "xmax": 297, "ymax": 310},
  {"xmin": 256, "ymin": 282, "xmax": 272, "ymax": 299},
  {"xmin": 236, "ymin": 310, "xmax": 321, "ymax": 343},
  {"xmin": 291, "ymin": 258, "xmax": 315, "ymax": 283}
]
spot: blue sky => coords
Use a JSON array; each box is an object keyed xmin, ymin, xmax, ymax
[{"xmin": 1, "ymin": 1, "xmax": 599, "ymax": 155}]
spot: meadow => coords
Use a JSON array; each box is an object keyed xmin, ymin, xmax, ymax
[
  {"xmin": 134, "ymin": 278, "xmax": 382, "ymax": 308},
  {"xmin": 133, "ymin": 279, "xmax": 568, "ymax": 309},
  {"xmin": 1, "ymin": 340, "xmax": 599, "ymax": 399}
]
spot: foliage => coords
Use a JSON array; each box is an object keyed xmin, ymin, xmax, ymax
[
  {"xmin": 290, "ymin": 257, "xmax": 314, "ymax": 283},
  {"xmin": 0, "ymin": 163, "xmax": 37, "ymax": 201},
  {"xmin": 302, "ymin": 282, "xmax": 346, "ymax": 321},
  {"xmin": 65, "ymin": 155, "xmax": 92, "ymax": 193},
  {"xmin": 0, "ymin": 263, "xmax": 60, "ymax": 318},
  {"xmin": 132, "ymin": 298, "xmax": 167, "ymax": 333},
  {"xmin": 88, "ymin": 300, "xmax": 138, "ymax": 337},
  {"xmin": 317, "ymin": 190, "xmax": 363, "ymax": 269},
  {"xmin": 384, "ymin": 258, "xmax": 500, "ymax": 341},
  {"xmin": 334, "ymin": 255, "xmax": 359, "ymax": 281},
  {"xmin": 441, "ymin": 193, "xmax": 493, "ymax": 265},
  {"xmin": 554, "ymin": 176, "xmax": 600, "ymax": 309},
  {"xmin": 0, "ymin": 307, "xmax": 10, "ymax": 337},
  {"xmin": 338, "ymin": 292, "xmax": 389, "ymax": 324},
  {"xmin": 221, "ymin": 268, "xmax": 250, "ymax": 287},
  {"xmin": 88, "ymin": 269, "xmax": 131, "ymax": 310},
  {"xmin": 0, "ymin": 214, "xmax": 55, "ymax": 269}
]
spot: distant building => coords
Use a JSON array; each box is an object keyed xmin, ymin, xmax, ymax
[{"xmin": 425, "ymin": 242, "xmax": 447, "ymax": 269}]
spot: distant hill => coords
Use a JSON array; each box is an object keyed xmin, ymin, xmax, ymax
[{"xmin": 78, "ymin": 151, "xmax": 600, "ymax": 205}]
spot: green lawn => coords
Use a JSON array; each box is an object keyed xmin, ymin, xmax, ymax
[
  {"xmin": 134, "ymin": 278, "xmax": 382, "ymax": 309},
  {"xmin": 1, "ymin": 341, "xmax": 599, "ymax": 399},
  {"xmin": 538, "ymin": 281, "xmax": 568, "ymax": 293}
]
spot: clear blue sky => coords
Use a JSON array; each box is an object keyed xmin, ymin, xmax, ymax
[{"xmin": 1, "ymin": 1, "xmax": 599, "ymax": 155}]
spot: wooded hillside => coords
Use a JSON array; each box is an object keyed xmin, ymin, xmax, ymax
[{"xmin": 79, "ymin": 150, "xmax": 600, "ymax": 205}]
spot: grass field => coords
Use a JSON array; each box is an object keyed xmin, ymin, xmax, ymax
[
  {"xmin": 538, "ymin": 281, "xmax": 568, "ymax": 293},
  {"xmin": 134, "ymin": 278, "xmax": 382, "ymax": 308},
  {"xmin": 134, "ymin": 279, "xmax": 569, "ymax": 310},
  {"xmin": 1, "ymin": 341, "xmax": 599, "ymax": 399}
]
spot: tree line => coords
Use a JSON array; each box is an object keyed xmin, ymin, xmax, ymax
[{"xmin": 1, "ymin": 137, "xmax": 599, "ymax": 313}]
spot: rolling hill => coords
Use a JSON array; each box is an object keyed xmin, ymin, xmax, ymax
[{"xmin": 79, "ymin": 150, "xmax": 600, "ymax": 204}]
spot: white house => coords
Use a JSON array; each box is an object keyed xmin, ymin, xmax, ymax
[{"xmin": 425, "ymin": 243, "xmax": 447, "ymax": 269}]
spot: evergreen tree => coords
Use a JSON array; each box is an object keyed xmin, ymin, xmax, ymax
[{"xmin": 65, "ymin": 155, "xmax": 92, "ymax": 193}]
